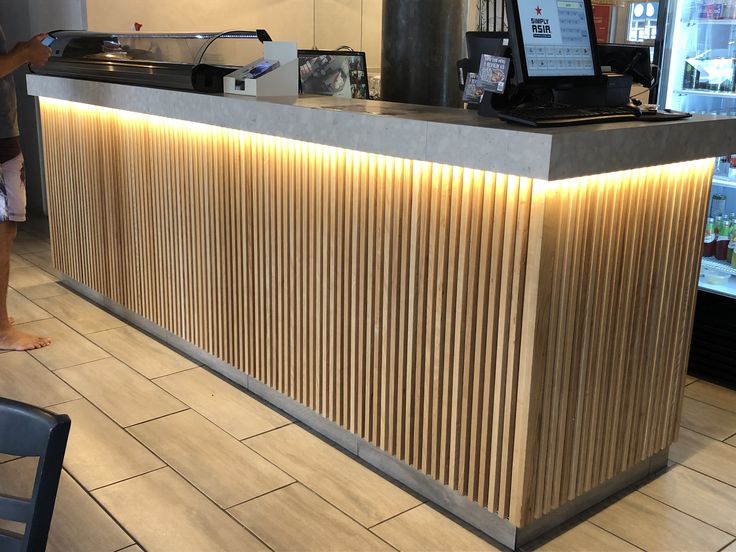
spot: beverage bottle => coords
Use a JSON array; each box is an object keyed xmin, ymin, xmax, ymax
[
  {"xmin": 717, "ymin": 218, "xmax": 731, "ymax": 260},
  {"xmin": 728, "ymin": 221, "xmax": 736, "ymax": 262},
  {"xmin": 704, "ymin": 217, "xmax": 716, "ymax": 257}
]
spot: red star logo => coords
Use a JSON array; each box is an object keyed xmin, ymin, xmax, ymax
[{"xmin": 535, "ymin": 5, "xmax": 542, "ymax": 14}]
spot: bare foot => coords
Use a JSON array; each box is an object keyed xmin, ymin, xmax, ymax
[{"xmin": 0, "ymin": 327, "xmax": 51, "ymax": 351}]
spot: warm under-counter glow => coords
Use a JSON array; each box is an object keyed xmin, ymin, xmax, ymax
[{"xmin": 39, "ymin": 95, "xmax": 715, "ymax": 529}]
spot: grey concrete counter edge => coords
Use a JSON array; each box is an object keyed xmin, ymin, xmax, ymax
[{"xmin": 27, "ymin": 74, "xmax": 736, "ymax": 180}]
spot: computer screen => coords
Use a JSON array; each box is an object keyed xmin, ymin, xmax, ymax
[
  {"xmin": 506, "ymin": 0, "xmax": 600, "ymax": 84},
  {"xmin": 597, "ymin": 43, "xmax": 654, "ymax": 87},
  {"xmin": 298, "ymin": 50, "xmax": 369, "ymax": 99},
  {"xmin": 466, "ymin": 32, "xmax": 509, "ymax": 74}
]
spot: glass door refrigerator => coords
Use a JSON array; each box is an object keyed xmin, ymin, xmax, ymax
[{"xmin": 659, "ymin": 2, "xmax": 736, "ymax": 386}]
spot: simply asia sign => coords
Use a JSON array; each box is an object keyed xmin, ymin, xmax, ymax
[
  {"xmin": 531, "ymin": 7, "xmax": 552, "ymax": 38},
  {"xmin": 520, "ymin": 0, "xmax": 562, "ymax": 44}
]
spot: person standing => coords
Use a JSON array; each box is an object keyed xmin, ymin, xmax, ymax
[{"xmin": 0, "ymin": 29, "xmax": 52, "ymax": 350}]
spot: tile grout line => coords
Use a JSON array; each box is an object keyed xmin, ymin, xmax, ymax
[
  {"xmin": 369, "ymin": 501, "xmax": 425, "ymax": 529},
  {"xmin": 679, "ymin": 425, "xmax": 736, "ymax": 449},
  {"xmin": 717, "ymin": 537, "xmax": 736, "ymax": 552},
  {"xmin": 633, "ymin": 489, "xmax": 736, "ymax": 538},
  {"xmin": 584, "ymin": 519, "xmax": 648, "ymax": 552},
  {"xmin": 148, "ymin": 365, "xmax": 200, "ymax": 379},
  {"xmin": 61, "ymin": 466, "xmax": 147, "ymax": 551},
  {"xmin": 238, "ymin": 436, "xmax": 421, "ymax": 541},
  {"xmin": 668, "ymin": 457, "xmax": 736, "ymax": 491},
  {"xmin": 224, "ymin": 481, "xmax": 298, "ymax": 511},
  {"xmin": 238, "ymin": 422, "xmax": 295, "ymax": 441},
  {"xmin": 122, "ymin": 407, "xmax": 191, "ymax": 430},
  {"xmin": 43, "ymin": 355, "xmax": 190, "ymax": 430},
  {"xmin": 144, "ymin": 382, "xmax": 290, "ymax": 442},
  {"xmin": 679, "ymin": 421, "xmax": 736, "ymax": 443},
  {"xmin": 684, "ymin": 395, "xmax": 736, "ymax": 416},
  {"xmin": 15, "ymin": 315, "xmax": 113, "ymax": 372},
  {"xmin": 29, "ymin": 306, "xmax": 196, "ymax": 401},
  {"xmin": 86, "ymin": 465, "xmax": 169, "ymax": 494}
]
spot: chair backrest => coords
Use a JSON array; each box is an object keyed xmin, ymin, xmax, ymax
[{"xmin": 0, "ymin": 398, "xmax": 71, "ymax": 552}]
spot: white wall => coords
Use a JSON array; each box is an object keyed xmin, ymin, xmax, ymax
[
  {"xmin": 0, "ymin": 0, "xmax": 87, "ymax": 214},
  {"xmin": 86, "ymin": 0, "xmax": 383, "ymax": 71}
]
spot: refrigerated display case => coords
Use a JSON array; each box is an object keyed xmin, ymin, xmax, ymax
[
  {"xmin": 30, "ymin": 30, "xmax": 272, "ymax": 92},
  {"xmin": 659, "ymin": 4, "xmax": 736, "ymax": 385}
]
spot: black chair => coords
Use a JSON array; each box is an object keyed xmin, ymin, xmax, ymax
[{"xmin": 0, "ymin": 398, "xmax": 71, "ymax": 552}]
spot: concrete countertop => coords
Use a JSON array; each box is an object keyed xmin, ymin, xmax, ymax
[{"xmin": 27, "ymin": 74, "xmax": 736, "ymax": 180}]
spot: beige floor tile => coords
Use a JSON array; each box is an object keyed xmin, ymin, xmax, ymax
[
  {"xmin": 156, "ymin": 367, "xmax": 291, "ymax": 439},
  {"xmin": 685, "ymin": 375, "xmax": 698, "ymax": 386},
  {"xmin": 372, "ymin": 503, "xmax": 501, "ymax": 552},
  {"xmin": 534, "ymin": 521, "xmax": 639, "ymax": 552},
  {"xmin": 0, "ymin": 454, "xmax": 16, "ymax": 463},
  {"xmin": 728, "ymin": 434, "xmax": 736, "ymax": 447},
  {"xmin": 670, "ymin": 427, "xmax": 736, "ymax": 487},
  {"xmin": 590, "ymin": 491, "xmax": 733, "ymax": 552},
  {"xmin": 0, "ymin": 458, "xmax": 133, "ymax": 552},
  {"xmin": 21, "ymin": 249, "xmax": 58, "ymax": 276},
  {"xmin": 34, "ymin": 293, "xmax": 126, "ymax": 335},
  {"xmin": 129, "ymin": 409, "xmax": 294, "ymax": 508},
  {"xmin": 6, "ymin": 288, "xmax": 52, "ymax": 324},
  {"xmin": 680, "ymin": 397, "xmax": 736, "ymax": 441},
  {"xmin": 640, "ymin": 464, "xmax": 736, "ymax": 535},
  {"xmin": 118, "ymin": 546, "xmax": 144, "ymax": 552},
  {"xmin": 56, "ymin": 358, "xmax": 185, "ymax": 427},
  {"xmin": 9, "ymin": 253, "xmax": 31, "ymax": 270},
  {"xmin": 685, "ymin": 381, "xmax": 736, "ymax": 414},
  {"xmin": 17, "ymin": 318, "xmax": 110, "ymax": 371},
  {"xmin": 8, "ymin": 266, "xmax": 66, "ymax": 300},
  {"xmin": 230, "ymin": 482, "xmax": 393, "ymax": 551},
  {"xmin": 246, "ymin": 424, "xmax": 421, "ymax": 527},
  {"xmin": 87, "ymin": 326, "xmax": 196, "ymax": 379},
  {"xmin": 0, "ymin": 351, "xmax": 80, "ymax": 407},
  {"xmin": 721, "ymin": 540, "xmax": 736, "ymax": 552},
  {"xmin": 92, "ymin": 468, "xmax": 267, "ymax": 552},
  {"xmin": 51, "ymin": 399, "xmax": 164, "ymax": 491},
  {"xmin": 11, "ymin": 235, "xmax": 50, "ymax": 255}
]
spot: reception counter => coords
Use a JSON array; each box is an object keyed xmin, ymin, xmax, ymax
[{"xmin": 27, "ymin": 74, "xmax": 736, "ymax": 549}]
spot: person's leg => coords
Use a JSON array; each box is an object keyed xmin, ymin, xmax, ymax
[{"xmin": 0, "ymin": 152, "xmax": 50, "ymax": 350}]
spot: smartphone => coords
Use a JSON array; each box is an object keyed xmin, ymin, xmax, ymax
[{"xmin": 41, "ymin": 36, "xmax": 55, "ymax": 47}]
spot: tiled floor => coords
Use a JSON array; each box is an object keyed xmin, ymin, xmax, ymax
[{"xmin": 1, "ymin": 221, "xmax": 736, "ymax": 552}]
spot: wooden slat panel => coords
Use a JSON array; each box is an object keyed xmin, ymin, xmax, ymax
[{"xmin": 39, "ymin": 98, "xmax": 712, "ymax": 529}]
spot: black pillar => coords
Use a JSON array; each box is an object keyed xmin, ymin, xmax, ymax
[{"xmin": 381, "ymin": 0, "xmax": 466, "ymax": 107}]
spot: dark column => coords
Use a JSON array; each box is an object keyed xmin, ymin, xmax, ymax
[{"xmin": 381, "ymin": 0, "xmax": 466, "ymax": 107}]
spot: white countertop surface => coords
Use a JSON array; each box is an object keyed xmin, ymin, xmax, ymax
[{"xmin": 27, "ymin": 74, "xmax": 736, "ymax": 180}]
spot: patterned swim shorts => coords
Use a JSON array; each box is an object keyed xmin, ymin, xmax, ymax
[{"xmin": 0, "ymin": 153, "xmax": 26, "ymax": 223}]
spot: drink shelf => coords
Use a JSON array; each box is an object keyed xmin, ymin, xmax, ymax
[
  {"xmin": 712, "ymin": 176, "xmax": 736, "ymax": 189},
  {"xmin": 701, "ymin": 256, "xmax": 736, "ymax": 275},
  {"xmin": 687, "ymin": 18, "xmax": 736, "ymax": 24},
  {"xmin": 699, "ymin": 257, "xmax": 736, "ymax": 298},
  {"xmin": 674, "ymin": 89, "xmax": 736, "ymax": 98},
  {"xmin": 698, "ymin": 277, "xmax": 736, "ymax": 297}
]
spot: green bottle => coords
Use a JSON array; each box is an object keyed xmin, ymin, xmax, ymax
[{"xmin": 704, "ymin": 217, "xmax": 716, "ymax": 257}]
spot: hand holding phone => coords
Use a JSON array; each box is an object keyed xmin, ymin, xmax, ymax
[{"xmin": 23, "ymin": 34, "xmax": 53, "ymax": 66}]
